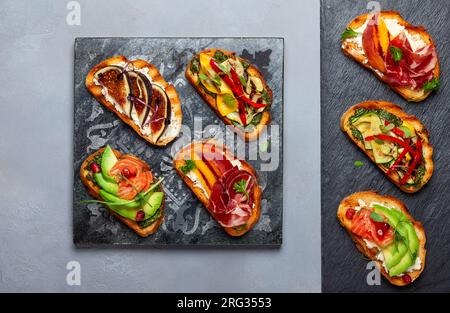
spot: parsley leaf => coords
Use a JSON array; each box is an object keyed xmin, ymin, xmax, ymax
[
  {"xmin": 180, "ymin": 159, "xmax": 196, "ymax": 175},
  {"xmin": 424, "ymin": 77, "xmax": 440, "ymax": 92},
  {"xmin": 341, "ymin": 27, "xmax": 359, "ymax": 39},
  {"xmin": 233, "ymin": 179, "xmax": 249, "ymax": 199},
  {"xmin": 390, "ymin": 46, "xmax": 403, "ymax": 62}
]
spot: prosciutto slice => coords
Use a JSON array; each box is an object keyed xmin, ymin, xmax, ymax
[
  {"xmin": 208, "ymin": 166, "xmax": 255, "ymax": 227},
  {"xmin": 384, "ymin": 32, "xmax": 437, "ymax": 89}
]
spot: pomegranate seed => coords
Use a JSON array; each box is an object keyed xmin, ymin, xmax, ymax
[
  {"xmin": 122, "ymin": 167, "xmax": 136, "ymax": 179},
  {"xmin": 135, "ymin": 210, "xmax": 145, "ymax": 222},
  {"xmin": 346, "ymin": 208, "xmax": 356, "ymax": 220},
  {"xmin": 90, "ymin": 162, "xmax": 101, "ymax": 173},
  {"xmin": 381, "ymin": 223, "xmax": 390, "ymax": 232},
  {"xmin": 402, "ymin": 274, "xmax": 412, "ymax": 284},
  {"xmin": 377, "ymin": 229, "xmax": 384, "ymax": 237}
]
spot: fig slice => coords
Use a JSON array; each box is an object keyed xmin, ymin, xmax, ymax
[
  {"xmin": 94, "ymin": 66, "xmax": 132, "ymax": 115},
  {"xmin": 126, "ymin": 71, "xmax": 153, "ymax": 126},
  {"xmin": 142, "ymin": 84, "xmax": 169, "ymax": 143}
]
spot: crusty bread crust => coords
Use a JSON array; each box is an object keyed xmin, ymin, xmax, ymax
[
  {"xmin": 85, "ymin": 56, "xmax": 182, "ymax": 146},
  {"xmin": 342, "ymin": 11, "xmax": 440, "ymax": 102},
  {"xmin": 185, "ymin": 49, "xmax": 273, "ymax": 141},
  {"xmin": 341, "ymin": 100, "xmax": 433, "ymax": 193},
  {"xmin": 80, "ymin": 147, "xmax": 164, "ymax": 237},
  {"xmin": 337, "ymin": 191, "xmax": 426, "ymax": 286},
  {"xmin": 173, "ymin": 139, "xmax": 261, "ymax": 236}
]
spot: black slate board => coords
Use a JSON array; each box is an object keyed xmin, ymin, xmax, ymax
[
  {"xmin": 321, "ymin": 0, "xmax": 450, "ymax": 292},
  {"xmin": 73, "ymin": 38, "xmax": 283, "ymax": 247}
]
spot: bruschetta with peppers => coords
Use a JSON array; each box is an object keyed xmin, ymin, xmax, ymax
[
  {"xmin": 341, "ymin": 101, "xmax": 433, "ymax": 193},
  {"xmin": 173, "ymin": 140, "xmax": 262, "ymax": 236},
  {"xmin": 186, "ymin": 49, "xmax": 273, "ymax": 141},
  {"xmin": 338, "ymin": 191, "xmax": 426, "ymax": 286},
  {"xmin": 341, "ymin": 11, "xmax": 440, "ymax": 102},
  {"xmin": 86, "ymin": 56, "xmax": 182, "ymax": 146},
  {"xmin": 80, "ymin": 145, "xmax": 165, "ymax": 237}
]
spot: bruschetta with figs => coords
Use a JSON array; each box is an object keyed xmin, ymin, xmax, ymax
[
  {"xmin": 80, "ymin": 145, "xmax": 164, "ymax": 237},
  {"xmin": 338, "ymin": 191, "xmax": 426, "ymax": 286},
  {"xmin": 186, "ymin": 49, "xmax": 273, "ymax": 141},
  {"xmin": 173, "ymin": 139, "xmax": 262, "ymax": 236},
  {"xmin": 86, "ymin": 56, "xmax": 182, "ymax": 146},
  {"xmin": 341, "ymin": 11, "xmax": 440, "ymax": 102},
  {"xmin": 341, "ymin": 100, "xmax": 433, "ymax": 193}
]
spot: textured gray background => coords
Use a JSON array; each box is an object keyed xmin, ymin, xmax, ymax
[
  {"xmin": 0, "ymin": 0, "xmax": 320, "ymax": 291},
  {"xmin": 321, "ymin": 0, "xmax": 450, "ymax": 292},
  {"xmin": 73, "ymin": 38, "xmax": 283, "ymax": 246}
]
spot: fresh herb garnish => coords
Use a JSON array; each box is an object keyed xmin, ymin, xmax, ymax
[
  {"xmin": 350, "ymin": 108, "xmax": 403, "ymax": 127},
  {"xmin": 199, "ymin": 73, "xmax": 209, "ymax": 81},
  {"xmin": 370, "ymin": 211, "xmax": 384, "ymax": 222},
  {"xmin": 424, "ymin": 77, "xmax": 440, "ymax": 92},
  {"xmin": 250, "ymin": 112, "xmax": 263, "ymax": 126},
  {"xmin": 240, "ymin": 60, "xmax": 250, "ymax": 70},
  {"xmin": 239, "ymin": 75, "xmax": 247, "ymax": 87},
  {"xmin": 233, "ymin": 179, "xmax": 249, "ymax": 199},
  {"xmin": 354, "ymin": 161, "xmax": 364, "ymax": 167},
  {"xmin": 261, "ymin": 89, "xmax": 272, "ymax": 105},
  {"xmin": 212, "ymin": 74, "xmax": 222, "ymax": 86},
  {"xmin": 223, "ymin": 94, "xmax": 237, "ymax": 107},
  {"xmin": 380, "ymin": 123, "xmax": 395, "ymax": 133},
  {"xmin": 218, "ymin": 63, "xmax": 230, "ymax": 74},
  {"xmin": 390, "ymin": 46, "xmax": 403, "ymax": 62},
  {"xmin": 213, "ymin": 50, "xmax": 228, "ymax": 63},
  {"xmin": 180, "ymin": 159, "xmax": 196, "ymax": 175},
  {"xmin": 341, "ymin": 27, "xmax": 359, "ymax": 40},
  {"xmin": 199, "ymin": 73, "xmax": 221, "ymax": 87},
  {"xmin": 351, "ymin": 126, "xmax": 364, "ymax": 142},
  {"xmin": 190, "ymin": 56, "xmax": 200, "ymax": 73}
]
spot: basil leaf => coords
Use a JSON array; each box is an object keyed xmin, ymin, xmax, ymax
[
  {"xmin": 390, "ymin": 46, "xmax": 403, "ymax": 62},
  {"xmin": 180, "ymin": 159, "xmax": 196, "ymax": 175},
  {"xmin": 370, "ymin": 211, "xmax": 384, "ymax": 222},
  {"xmin": 354, "ymin": 161, "xmax": 364, "ymax": 167},
  {"xmin": 424, "ymin": 77, "xmax": 440, "ymax": 92},
  {"xmin": 341, "ymin": 27, "xmax": 359, "ymax": 39}
]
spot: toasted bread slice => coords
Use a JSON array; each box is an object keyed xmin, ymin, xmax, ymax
[
  {"xmin": 337, "ymin": 191, "xmax": 426, "ymax": 286},
  {"xmin": 185, "ymin": 48, "xmax": 273, "ymax": 141},
  {"xmin": 341, "ymin": 100, "xmax": 433, "ymax": 193},
  {"xmin": 173, "ymin": 139, "xmax": 261, "ymax": 236},
  {"xmin": 80, "ymin": 147, "xmax": 164, "ymax": 237},
  {"xmin": 85, "ymin": 56, "xmax": 182, "ymax": 146},
  {"xmin": 341, "ymin": 11, "xmax": 440, "ymax": 102}
]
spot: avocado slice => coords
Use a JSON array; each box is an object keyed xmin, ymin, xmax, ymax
[
  {"xmin": 383, "ymin": 240, "xmax": 408, "ymax": 269},
  {"xmin": 101, "ymin": 145, "xmax": 118, "ymax": 183},
  {"xmin": 389, "ymin": 250, "xmax": 414, "ymax": 277},
  {"xmin": 373, "ymin": 204, "xmax": 400, "ymax": 226},
  {"xmin": 94, "ymin": 173, "xmax": 118, "ymax": 195},
  {"xmin": 404, "ymin": 221, "xmax": 420, "ymax": 258},
  {"xmin": 142, "ymin": 191, "xmax": 164, "ymax": 218},
  {"xmin": 99, "ymin": 190, "xmax": 139, "ymax": 220},
  {"xmin": 99, "ymin": 189, "xmax": 140, "ymax": 209}
]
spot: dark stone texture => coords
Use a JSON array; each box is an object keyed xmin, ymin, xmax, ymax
[
  {"xmin": 321, "ymin": 0, "xmax": 450, "ymax": 292},
  {"xmin": 73, "ymin": 38, "xmax": 283, "ymax": 247}
]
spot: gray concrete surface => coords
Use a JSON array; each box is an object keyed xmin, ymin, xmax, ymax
[{"xmin": 0, "ymin": 0, "xmax": 320, "ymax": 292}]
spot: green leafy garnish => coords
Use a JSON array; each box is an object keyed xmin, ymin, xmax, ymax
[
  {"xmin": 341, "ymin": 27, "xmax": 359, "ymax": 40},
  {"xmin": 261, "ymin": 89, "xmax": 272, "ymax": 105},
  {"xmin": 213, "ymin": 50, "xmax": 228, "ymax": 63},
  {"xmin": 218, "ymin": 63, "xmax": 230, "ymax": 74},
  {"xmin": 190, "ymin": 56, "xmax": 200, "ymax": 73},
  {"xmin": 250, "ymin": 112, "xmax": 263, "ymax": 126},
  {"xmin": 199, "ymin": 73, "xmax": 209, "ymax": 81},
  {"xmin": 351, "ymin": 126, "xmax": 364, "ymax": 142},
  {"xmin": 212, "ymin": 74, "xmax": 222, "ymax": 86},
  {"xmin": 240, "ymin": 60, "xmax": 250, "ymax": 70},
  {"xmin": 180, "ymin": 159, "xmax": 196, "ymax": 175},
  {"xmin": 239, "ymin": 75, "xmax": 247, "ymax": 87},
  {"xmin": 233, "ymin": 179, "xmax": 249, "ymax": 199},
  {"xmin": 354, "ymin": 161, "xmax": 364, "ymax": 167},
  {"xmin": 390, "ymin": 46, "xmax": 403, "ymax": 62},
  {"xmin": 223, "ymin": 94, "xmax": 237, "ymax": 106},
  {"xmin": 370, "ymin": 211, "xmax": 384, "ymax": 222},
  {"xmin": 424, "ymin": 77, "xmax": 440, "ymax": 92}
]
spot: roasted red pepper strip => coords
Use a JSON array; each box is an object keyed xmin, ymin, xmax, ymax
[
  {"xmin": 400, "ymin": 139, "xmax": 422, "ymax": 185},
  {"xmin": 386, "ymin": 149, "xmax": 409, "ymax": 176},
  {"xmin": 209, "ymin": 59, "xmax": 267, "ymax": 109},
  {"xmin": 384, "ymin": 121, "xmax": 405, "ymax": 138},
  {"xmin": 365, "ymin": 134, "xmax": 414, "ymax": 154}
]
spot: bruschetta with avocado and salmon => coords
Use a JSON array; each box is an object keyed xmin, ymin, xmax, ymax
[
  {"xmin": 337, "ymin": 191, "xmax": 426, "ymax": 286},
  {"xmin": 186, "ymin": 49, "xmax": 273, "ymax": 141},
  {"xmin": 341, "ymin": 100, "xmax": 433, "ymax": 193},
  {"xmin": 173, "ymin": 139, "xmax": 262, "ymax": 236},
  {"xmin": 341, "ymin": 11, "xmax": 440, "ymax": 102},
  {"xmin": 80, "ymin": 145, "xmax": 165, "ymax": 237}
]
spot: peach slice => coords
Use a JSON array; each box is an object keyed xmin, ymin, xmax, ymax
[{"xmin": 362, "ymin": 14, "xmax": 386, "ymax": 73}]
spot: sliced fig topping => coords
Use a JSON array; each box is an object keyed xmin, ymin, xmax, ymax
[
  {"xmin": 126, "ymin": 71, "xmax": 153, "ymax": 126},
  {"xmin": 143, "ymin": 84, "xmax": 168, "ymax": 142},
  {"xmin": 94, "ymin": 66, "xmax": 132, "ymax": 115}
]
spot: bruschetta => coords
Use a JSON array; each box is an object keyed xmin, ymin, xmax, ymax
[
  {"xmin": 341, "ymin": 11, "xmax": 440, "ymax": 102},
  {"xmin": 80, "ymin": 145, "xmax": 164, "ymax": 237},
  {"xmin": 341, "ymin": 100, "xmax": 433, "ymax": 193},
  {"xmin": 85, "ymin": 56, "xmax": 182, "ymax": 146},
  {"xmin": 173, "ymin": 139, "xmax": 262, "ymax": 236},
  {"xmin": 337, "ymin": 191, "xmax": 426, "ymax": 286},
  {"xmin": 185, "ymin": 49, "xmax": 273, "ymax": 141}
]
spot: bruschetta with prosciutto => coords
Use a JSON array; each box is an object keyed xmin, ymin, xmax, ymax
[
  {"xmin": 85, "ymin": 56, "xmax": 182, "ymax": 146},
  {"xmin": 338, "ymin": 191, "xmax": 426, "ymax": 286},
  {"xmin": 186, "ymin": 49, "xmax": 273, "ymax": 141},
  {"xmin": 80, "ymin": 145, "xmax": 165, "ymax": 237},
  {"xmin": 341, "ymin": 101, "xmax": 433, "ymax": 193},
  {"xmin": 173, "ymin": 140, "xmax": 262, "ymax": 236},
  {"xmin": 341, "ymin": 11, "xmax": 440, "ymax": 102}
]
